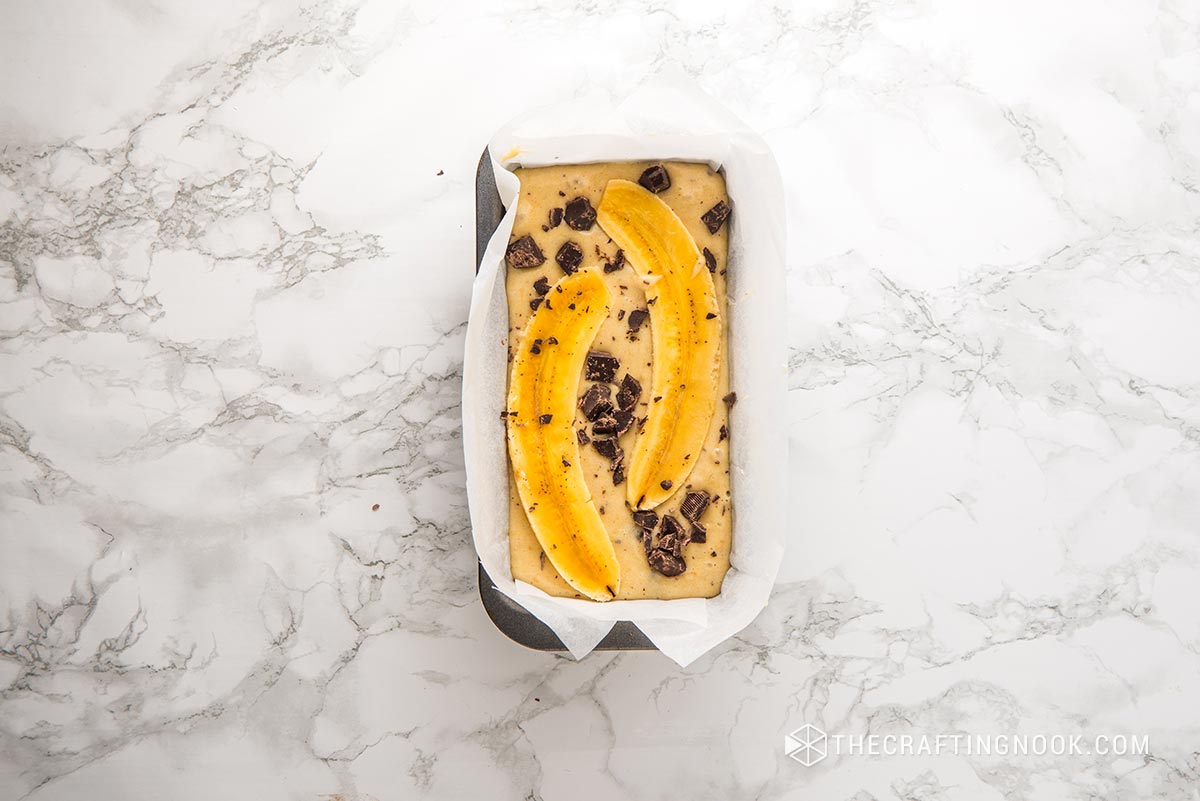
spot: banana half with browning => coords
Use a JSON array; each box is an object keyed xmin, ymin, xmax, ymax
[
  {"xmin": 506, "ymin": 269, "xmax": 621, "ymax": 601},
  {"xmin": 596, "ymin": 179, "xmax": 722, "ymax": 510}
]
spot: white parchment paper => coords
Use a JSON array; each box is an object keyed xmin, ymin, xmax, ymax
[{"xmin": 462, "ymin": 70, "xmax": 787, "ymax": 666}]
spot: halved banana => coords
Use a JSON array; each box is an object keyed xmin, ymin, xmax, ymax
[
  {"xmin": 507, "ymin": 268, "xmax": 620, "ymax": 600},
  {"xmin": 596, "ymin": 179, "xmax": 721, "ymax": 510}
]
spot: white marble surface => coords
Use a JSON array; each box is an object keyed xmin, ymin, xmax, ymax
[{"xmin": 2, "ymin": 0, "xmax": 1199, "ymax": 798}]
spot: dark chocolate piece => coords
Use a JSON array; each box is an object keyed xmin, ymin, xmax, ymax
[
  {"xmin": 627, "ymin": 308, "xmax": 649, "ymax": 334},
  {"xmin": 585, "ymin": 351, "xmax": 620, "ymax": 383},
  {"xmin": 564, "ymin": 196, "xmax": 597, "ymax": 231},
  {"xmin": 577, "ymin": 428, "xmax": 590, "ymax": 445},
  {"xmin": 659, "ymin": 514, "xmax": 686, "ymax": 551},
  {"xmin": 548, "ymin": 207, "xmax": 563, "ymax": 229},
  {"xmin": 613, "ymin": 409, "xmax": 634, "ymax": 435},
  {"xmin": 538, "ymin": 414, "xmax": 553, "ymax": 424},
  {"xmin": 706, "ymin": 312, "xmax": 717, "ymax": 319},
  {"xmin": 688, "ymin": 521, "xmax": 707, "ymax": 543},
  {"xmin": 616, "ymin": 374, "xmax": 642, "ymax": 411},
  {"xmin": 603, "ymin": 249, "xmax": 625, "ymax": 273},
  {"xmin": 701, "ymin": 200, "xmax": 731, "ymax": 234},
  {"xmin": 723, "ymin": 392, "xmax": 738, "ymax": 408},
  {"xmin": 530, "ymin": 298, "xmax": 543, "ymax": 311},
  {"xmin": 506, "ymin": 235, "xmax": 545, "ymax": 268},
  {"xmin": 578, "ymin": 383, "xmax": 613, "ymax": 421},
  {"xmin": 632, "ymin": 510, "xmax": 659, "ymax": 530},
  {"xmin": 638, "ymin": 164, "xmax": 671, "ymax": 194},
  {"xmin": 556, "ymin": 241, "xmax": 583, "ymax": 274},
  {"xmin": 660, "ymin": 479, "xmax": 673, "ymax": 490},
  {"xmin": 592, "ymin": 416, "xmax": 618, "ymax": 437},
  {"xmin": 648, "ymin": 548, "xmax": 686, "ymax": 577},
  {"xmin": 533, "ymin": 276, "xmax": 550, "ymax": 296},
  {"xmin": 703, "ymin": 247, "xmax": 716, "ymax": 272},
  {"xmin": 719, "ymin": 424, "xmax": 729, "ymax": 442},
  {"xmin": 611, "ymin": 458, "xmax": 626, "ymax": 486},
  {"xmin": 592, "ymin": 437, "xmax": 622, "ymax": 461},
  {"xmin": 680, "ymin": 491, "xmax": 710, "ymax": 522}
]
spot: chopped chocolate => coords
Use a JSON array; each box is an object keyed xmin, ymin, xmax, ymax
[
  {"xmin": 613, "ymin": 409, "xmax": 634, "ymax": 435},
  {"xmin": 603, "ymin": 249, "xmax": 626, "ymax": 273},
  {"xmin": 659, "ymin": 514, "xmax": 686, "ymax": 550},
  {"xmin": 555, "ymin": 241, "xmax": 583, "ymax": 274},
  {"xmin": 548, "ymin": 207, "xmax": 563, "ymax": 229},
  {"xmin": 538, "ymin": 414, "xmax": 553, "ymax": 424},
  {"xmin": 723, "ymin": 391, "xmax": 738, "ymax": 408},
  {"xmin": 660, "ymin": 479, "xmax": 673, "ymax": 490},
  {"xmin": 701, "ymin": 200, "xmax": 731, "ymax": 234},
  {"xmin": 506, "ymin": 235, "xmax": 545, "ymax": 268},
  {"xmin": 530, "ymin": 342, "xmax": 541, "ymax": 354},
  {"xmin": 585, "ymin": 351, "xmax": 620, "ymax": 383},
  {"xmin": 632, "ymin": 510, "xmax": 659, "ymax": 530},
  {"xmin": 688, "ymin": 521, "xmax": 707, "ymax": 543},
  {"xmin": 706, "ymin": 312, "xmax": 717, "ymax": 319},
  {"xmin": 532, "ymin": 276, "xmax": 550, "ymax": 296},
  {"xmin": 719, "ymin": 424, "xmax": 729, "ymax": 442},
  {"xmin": 578, "ymin": 383, "xmax": 613, "ymax": 421},
  {"xmin": 616, "ymin": 374, "xmax": 642, "ymax": 410},
  {"xmin": 703, "ymin": 247, "xmax": 717, "ymax": 272},
  {"xmin": 680, "ymin": 491, "xmax": 710, "ymax": 522},
  {"xmin": 564, "ymin": 196, "xmax": 597, "ymax": 231},
  {"xmin": 529, "ymin": 298, "xmax": 543, "ymax": 311},
  {"xmin": 577, "ymin": 428, "xmax": 590, "ymax": 445},
  {"xmin": 561, "ymin": 456, "xmax": 570, "ymax": 467},
  {"xmin": 617, "ymin": 309, "xmax": 626, "ymax": 321},
  {"xmin": 592, "ymin": 415, "xmax": 618, "ymax": 437},
  {"xmin": 626, "ymin": 308, "xmax": 649, "ymax": 335},
  {"xmin": 546, "ymin": 336, "xmax": 558, "ymax": 345},
  {"xmin": 592, "ymin": 437, "xmax": 622, "ymax": 461},
  {"xmin": 648, "ymin": 548, "xmax": 686, "ymax": 577},
  {"xmin": 611, "ymin": 458, "xmax": 626, "ymax": 486},
  {"xmin": 638, "ymin": 164, "xmax": 672, "ymax": 194}
]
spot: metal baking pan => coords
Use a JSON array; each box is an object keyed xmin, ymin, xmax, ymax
[{"xmin": 475, "ymin": 148, "xmax": 653, "ymax": 652}]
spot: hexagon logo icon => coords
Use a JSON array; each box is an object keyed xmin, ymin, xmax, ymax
[{"xmin": 784, "ymin": 724, "xmax": 828, "ymax": 767}]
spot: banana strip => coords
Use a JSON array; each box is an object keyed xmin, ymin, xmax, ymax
[
  {"xmin": 596, "ymin": 179, "xmax": 722, "ymax": 510},
  {"xmin": 507, "ymin": 269, "xmax": 620, "ymax": 600}
]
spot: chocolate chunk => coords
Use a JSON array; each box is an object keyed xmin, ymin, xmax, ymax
[
  {"xmin": 533, "ymin": 276, "xmax": 550, "ymax": 296},
  {"xmin": 703, "ymin": 247, "xmax": 717, "ymax": 272},
  {"xmin": 638, "ymin": 164, "xmax": 671, "ymax": 194},
  {"xmin": 613, "ymin": 409, "xmax": 634, "ymax": 435},
  {"xmin": 556, "ymin": 241, "xmax": 583, "ymax": 274},
  {"xmin": 680, "ymin": 491, "xmax": 710, "ymax": 522},
  {"xmin": 719, "ymin": 424, "xmax": 729, "ymax": 442},
  {"xmin": 530, "ymin": 342, "xmax": 541, "ymax": 354},
  {"xmin": 611, "ymin": 458, "xmax": 626, "ymax": 486},
  {"xmin": 627, "ymin": 308, "xmax": 649, "ymax": 334},
  {"xmin": 564, "ymin": 196, "xmax": 597, "ymax": 231},
  {"xmin": 578, "ymin": 383, "xmax": 613, "ymax": 421},
  {"xmin": 660, "ymin": 479, "xmax": 673, "ymax": 490},
  {"xmin": 604, "ymin": 249, "xmax": 625, "ymax": 273},
  {"xmin": 701, "ymin": 200, "xmax": 731, "ymax": 234},
  {"xmin": 648, "ymin": 548, "xmax": 686, "ymax": 577},
  {"xmin": 688, "ymin": 521, "xmax": 707, "ymax": 543},
  {"xmin": 530, "ymin": 298, "xmax": 543, "ymax": 311},
  {"xmin": 592, "ymin": 415, "xmax": 618, "ymax": 437},
  {"xmin": 585, "ymin": 351, "xmax": 620, "ymax": 383},
  {"xmin": 723, "ymin": 392, "xmax": 738, "ymax": 408},
  {"xmin": 577, "ymin": 429, "xmax": 590, "ymax": 445},
  {"xmin": 538, "ymin": 414, "xmax": 553, "ymax": 424},
  {"xmin": 616, "ymin": 374, "xmax": 642, "ymax": 410},
  {"xmin": 637, "ymin": 528, "xmax": 654, "ymax": 554},
  {"xmin": 592, "ymin": 437, "xmax": 622, "ymax": 461},
  {"xmin": 506, "ymin": 235, "xmax": 545, "ymax": 268},
  {"xmin": 632, "ymin": 510, "xmax": 659, "ymax": 530},
  {"xmin": 659, "ymin": 514, "xmax": 686, "ymax": 550},
  {"xmin": 548, "ymin": 207, "xmax": 563, "ymax": 229}
]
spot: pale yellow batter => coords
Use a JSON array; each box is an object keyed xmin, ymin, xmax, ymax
[{"xmin": 505, "ymin": 161, "xmax": 732, "ymax": 600}]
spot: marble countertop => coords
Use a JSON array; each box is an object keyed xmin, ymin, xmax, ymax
[{"xmin": 3, "ymin": 1, "xmax": 1199, "ymax": 799}]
